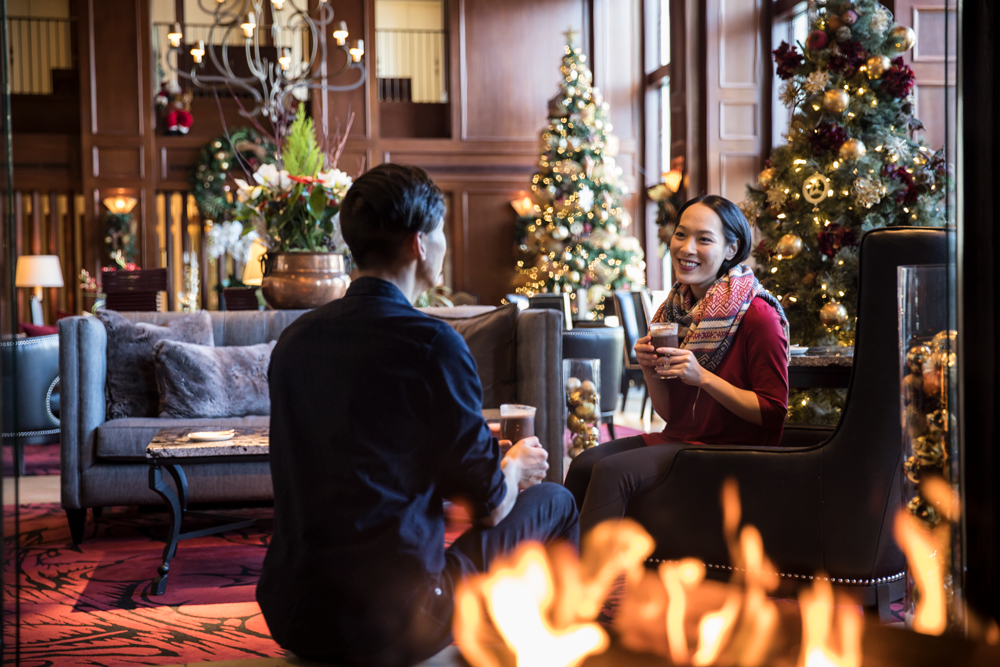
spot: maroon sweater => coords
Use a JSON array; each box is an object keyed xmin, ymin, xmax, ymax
[{"xmin": 641, "ymin": 297, "xmax": 789, "ymax": 448}]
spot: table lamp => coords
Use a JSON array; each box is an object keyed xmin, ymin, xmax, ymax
[
  {"xmin": 242, "ymin": 239, "xmax": 267, "ymax": 287},
  {"xmin": 15, "ymin": 255, "xmax": 64, "ymax": 325}
]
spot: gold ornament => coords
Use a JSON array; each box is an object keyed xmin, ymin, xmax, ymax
[
  {"xmin": 819, "ymin": 301, "xmax": 848, "ymax": 326},
  {"xmin": 853, "ymin": 176, "xmax": 883, "ymax": 208},
  {"xmin": 866, "ymin": 54, "xmax": 891, "ymax": 79},
  {"xmin": 575, "ymin": 401, "xmax": 596, "ymax": 421},
  {"xmin": 803, "ymin": 173, "xmax": 831, "ymax": 204},
  {"xmin": 888, "ymin": 25, "xmax": 917, "ymax": 52},
  {"xmin": 931, "ymin": 329, "xmax": 958, "ymax": 353},
  {"xmin": 827, "ymin": 15, "xmax": 844, "ymax": 31},
  {"xmin": 758, "ymin": 167, "xmax": 777, "ymax": 189},
  {"xmin": 776, "ymin": 233, "xmax": 804, "ymax": 259},
  {"xmin": 839, "ymin": 138, "xmax": 867, "ymax": 161},
  {"xmin": 823, "ymin": 88, "xmax": 850, "ymax": 113},
  {"xmin": 906, "ymin": 345, "xmax": 932, "ymax": 373}
]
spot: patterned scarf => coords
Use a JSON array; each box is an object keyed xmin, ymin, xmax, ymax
[{"xmin": 651, "ymin": 264, "xmax": 789, "ymax": 371}]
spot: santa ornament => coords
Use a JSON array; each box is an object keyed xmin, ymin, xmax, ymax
[{"xmin": 156, "ymin": 80, "xmax": 194, "ymax": 135}]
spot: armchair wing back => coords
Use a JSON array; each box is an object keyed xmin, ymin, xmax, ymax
[
  {"xmin": 2, "ymin": 333, "xmax": 61, "ymax": 447},
  {"xmin": 620, "ymin": 227, "xmax": 949, "ymax": 617}
]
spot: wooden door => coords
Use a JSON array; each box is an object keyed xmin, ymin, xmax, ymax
[{"xmin": 894, "ymin": 0, "xmax": 957, "ymax": 158}]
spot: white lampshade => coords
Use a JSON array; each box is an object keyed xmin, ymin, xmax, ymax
[
  {"xmin": 15, "ymin": 255, "xmax": 64, "ymax": 288},
  {"xmin": 242, "ymin": 239, "xmax": 267, "ymax": 287}
]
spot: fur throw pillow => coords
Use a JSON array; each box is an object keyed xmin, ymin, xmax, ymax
[
  {"xmin": 152, "ymin": 340, "xmax": 275, "ymax": 418},
  {"xmin": 98, "ymin": 310, "xmax": 215, "ymax": 419}
]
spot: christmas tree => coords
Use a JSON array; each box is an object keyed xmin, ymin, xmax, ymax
[
  {"xmin": 742, "ymin": 0, "xmax": 948, "ymax": 423},
  {"xmin": 511, "ymin": 29, "xmax": 645, "ymax": 318}
]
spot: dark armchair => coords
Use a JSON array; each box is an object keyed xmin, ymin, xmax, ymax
[
  {"xmin": 2, "ymin": 333, "xmax": 61, "ymax": 473},
  {"xmin": 613, "ymin": 290, "xmax": 652, "ymax": 419},
  {"xmin": 618, "ymin": 228, "xmax": 947, "ymax": 619}
]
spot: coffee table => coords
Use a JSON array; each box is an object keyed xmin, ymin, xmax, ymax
[{"xmin": 145, "ymin": 427, "xmax": 269, "ymax": 595}]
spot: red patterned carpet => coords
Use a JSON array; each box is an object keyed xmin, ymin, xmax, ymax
[
  {"xmin": 3, "ymin": 425, "xmax": 645, "ymax": 665},
  {"xmin": 3, "ymin": 444, "xmax": 61, "ymax": 477}
]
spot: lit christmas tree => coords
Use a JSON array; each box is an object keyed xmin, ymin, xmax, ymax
[
  {"xmin": 512, "ymin": 29, "xmax": 645, "ymax": 318},
  {"xmin": 742, "ymin": 0, "xmax": 948, "ymax": 423}
]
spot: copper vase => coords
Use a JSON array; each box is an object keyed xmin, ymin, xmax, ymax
[{"xmin": 261, "ymin": 252, "xmax": 351, "ymax": 310}]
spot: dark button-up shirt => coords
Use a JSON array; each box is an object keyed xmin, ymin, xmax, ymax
[{"xmin": 257, "ymin": 277, "xmax": 507, "ymax": 660}]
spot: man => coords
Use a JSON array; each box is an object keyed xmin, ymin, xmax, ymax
[{"xmin": 257, "ymin": 163, "xmax": 579, "ymax": 666}]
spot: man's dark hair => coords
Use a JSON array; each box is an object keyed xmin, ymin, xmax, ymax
[
  {"xmin": 676, "ymin": 194, "xmax": 752, "ymax": 277},
  {"xmin": 340, "ymin": 163, "xmax": 447, "ymax": 269}
]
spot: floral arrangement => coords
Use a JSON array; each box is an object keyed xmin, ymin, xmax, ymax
[
  {"xmin": 646, "ymin": 156, "xmax": 687, "ymax": 245},
  {"xmin": 234, "ymin": 103, "xmax": 353, "ymax": 254}
]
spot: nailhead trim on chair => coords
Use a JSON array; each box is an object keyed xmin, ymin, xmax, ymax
[
  {"xmin": 2, "ymin": 428, "xmax": 60, "ymax": 437},
  {"xmin": 45, "ymin": 376, "xmax": 60, "ymax": 425},
  {"xmin": 645, "ymin": 558, "xmax": 905, "ymax": 586},
  {"xmin": 0, "ymin": 334, "xmax": 59, "ymax": 347}
]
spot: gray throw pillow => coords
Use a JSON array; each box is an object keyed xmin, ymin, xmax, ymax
[
  {"xmin": 152, "ymin": 340, "xmax": 275, "ymax": 418},
  {"xmin": 98, "ymin": 310, "xmax": 215, "ymax": 419},
  {"xmin": 430, "ymin": 304, "xmax": 519, "ymax": 408}
]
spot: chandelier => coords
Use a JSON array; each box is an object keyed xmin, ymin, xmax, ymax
[{"xmin": 165, "ymin": 0, "xmax": 366, "ymax": 119}]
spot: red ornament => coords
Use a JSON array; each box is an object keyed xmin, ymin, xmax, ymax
[{"xmin": 806, "ymin": 30, "xmax": 830, "ymax": 50}]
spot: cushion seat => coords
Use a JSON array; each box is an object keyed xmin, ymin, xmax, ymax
[{"xmin": 97, "ymin": 415, "xmax": 270, "ymax": 461}]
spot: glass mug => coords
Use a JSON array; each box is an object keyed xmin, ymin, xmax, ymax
[
  {"xmin": 499, "ymin": 404, "xmax": 536, "ymax": 456},
  {"xmin": 648, "ymin": 322, "xmax": 679, "ymax": 380}
]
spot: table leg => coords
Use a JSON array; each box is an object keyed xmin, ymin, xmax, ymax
[
  {"xmin": 165, "ymin": 463, "xmax": 189, "ymax": 511},
  {"xmin": 148, "ymin": 463, "xmax": 184, "ymax": 595}
]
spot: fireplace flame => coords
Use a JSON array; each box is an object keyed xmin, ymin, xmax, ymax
[
  {"xmin": 799, "ymin": 575, "xmax": 863, "ymax": 667},
  {"xmin": 893, "ymin": 476, "xmax": 960, "ymax": 636}
]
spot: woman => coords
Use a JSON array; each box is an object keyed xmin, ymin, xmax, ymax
[{"xmin": 564, "ymin": 194, "xmax": 789, "ymax": 535}]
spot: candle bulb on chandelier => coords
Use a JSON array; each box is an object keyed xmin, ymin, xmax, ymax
[
  {"xmin": 167, "ymin": 23, "xmax": 182, "ymax": 48},
  {"xmin": 191, "ymin": 40, "xmax": 205, "ymax": 64},
  {"xmin": 271, "ymin": 0, "xmax": 285, "ymax": 9},
  {"xmin": 333, "ymin": 21, "xmax": 349, "ymax": 46},
  {"xmin": 241, "ymin": 12, "xmax": 256, "ymax": 39},
  {"xmin": 350, "ymin": 39, "xmax": 364, "ymax": 62},
  {"xmin": 278, "ymin": 48, "xmax": 292, "ymax": 71}
]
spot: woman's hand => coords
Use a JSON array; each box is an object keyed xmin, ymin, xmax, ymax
[
  {"xmin": 656, "ymin": 347, "xmax": 708, "ymax": 386},
  {"xmin": 634, "ymin": 335, "xmax": 659, "ymax": 369}
]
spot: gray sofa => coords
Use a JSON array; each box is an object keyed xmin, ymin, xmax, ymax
[{"xmin": 59, "ymin": 306, "xmax": 564, "ymax": 543}]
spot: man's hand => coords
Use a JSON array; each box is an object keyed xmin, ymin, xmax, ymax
[{"xmin": 501, "ymin": 436, "xmax": 548, "ymax": 489}]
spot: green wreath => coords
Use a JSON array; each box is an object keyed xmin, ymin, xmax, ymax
[{"xmin": 191, "ymin": 127, "xmax": 276, "ymax": 222}]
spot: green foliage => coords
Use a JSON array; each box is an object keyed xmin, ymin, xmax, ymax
[
  {"xmin": 191, "ymin": 127, "xmax": 276, "ymax": 222},
  {"xmin": 281, "ymin": 102, "xmax": 323, "ymax": 177},
  {"xmin": 512, "ymin": 30, "xmax": 645, "ymax": 317},
  {"xmin": 104, "ymin": 212, "xmax": 137, "ymax": 267},
  {"xmin": 744, "ymin": 1, "xmax": 950, "ymax": 423},
  {"xmin": 747, "ymin": 0, "xmax": 948, "ymax": 351}
]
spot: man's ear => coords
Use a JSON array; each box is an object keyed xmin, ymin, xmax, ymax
[{"xmin": 407, "ymin": 231, "xmax": 425, "ymax": 261}]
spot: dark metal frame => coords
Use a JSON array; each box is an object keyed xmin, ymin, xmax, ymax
[{"xmin": 146, "ymin": 454, "xmax": 268, "ymax": 595}]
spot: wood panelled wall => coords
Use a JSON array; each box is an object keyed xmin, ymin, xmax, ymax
[
  {"xmin": 7, "ymin": 0, "xmax": 648, "ymax": 312},
  {"xmin": 323, "ymin": 0, "xmax": 645, "ymax": 306}
]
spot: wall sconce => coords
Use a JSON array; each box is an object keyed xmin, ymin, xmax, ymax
[
  {"xmin": 510, "ymin": 196, "xmax": 535, "ymax": 217},
  {"xmin": 103, "ymin": 195, "xmax": 137, "ymax": 215},
  {"xmin": 333, "ymin": 21, "xmax": 349, "ymax": 46},
  {"xmin": 167, "ymin": 23, "xmax": 183, "ymax": 49},
  {"xmin": 350, "ymin": 40, "xmax": 364, "ymax": 62}
]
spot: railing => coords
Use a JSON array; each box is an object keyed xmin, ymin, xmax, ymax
[
  {"xmin": 5, "ymin": 16, "xmax": 76, "ymax": 95},
  {"xmin": 153, "ymin": 22, "xmax": 309, "ymax": 98},
  {"xmin": 376, "ymin": 29, "xmax": 447, "ymax": 103}
]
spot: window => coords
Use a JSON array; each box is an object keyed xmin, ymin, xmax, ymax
[{"xmin": 772, "ymin": 2, "xmax": 809, "ymax": 148}]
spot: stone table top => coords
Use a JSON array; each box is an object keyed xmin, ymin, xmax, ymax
[
  {"xmin": 788, "ymin": 354, "xmax": 854, "ymax": 368},
  {"xmin": 146, "ymin": 427, "xmax": 270, "ymax": 459}
]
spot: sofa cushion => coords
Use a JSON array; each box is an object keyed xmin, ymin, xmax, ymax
[
  {"xmin": 96, "ymin": 415, "xmax": 270, "ymax": 461},
  {"xmin": 153, "ymin": 340, "xmax": 275, "ymax": 418},
  {"xmin": 428, "ymin": 304, "xmax": 518, "ymax": 408},
  {"xmin": 98, "ymin": 310, "xmax": 215, "ymax": 419}
]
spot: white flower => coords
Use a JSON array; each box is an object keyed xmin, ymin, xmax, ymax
[
  {"xmin": 253, "ymin": 163, "xmax": 292, "ymax": 190},
  {"xmin": 804, "ymin": 71, "xmax": 831, "ymax": 96},
  {"xmin": 232, "ymin": 230, "xmax": 259, "ymax": 265},
  {"xmin": 233, "ymin": 178, "xmax": 262, "ymax": 203},
  {"xmin": 317, "ymin": 169, "xmax": 353, "ymax": 195},
  {"xmin": 577, "ymin": 185, "xmax": 594, "ymax": 211},
  {"xmin": 868, "ymin": 7, "xmax": 891, "ymax": 36},
  {"xmin": 207, "ymin": 221, "xmax": 245, "ymax": 260}
]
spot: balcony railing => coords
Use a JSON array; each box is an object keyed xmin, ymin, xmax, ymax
[
  {"xmin": 5, "ymin": 16, "xmax": 76, "ymax": 95},
  {"xmin": 376, "ymin": 29, "xmax": 447, "ymax": 103}
]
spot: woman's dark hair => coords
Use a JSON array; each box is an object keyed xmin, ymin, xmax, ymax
[
  {"xmin": 340, "ymin": 163, "xmax": 447, "ymax": 269},
  {"xmin": 675, "ymin": 194, "xmax": 752, "ymax": 277}
]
